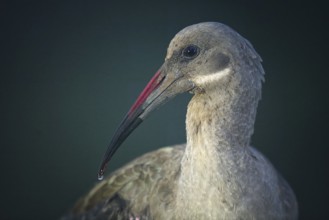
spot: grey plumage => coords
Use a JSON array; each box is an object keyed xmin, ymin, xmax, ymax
[{"xmin": 62, "ymin": 22, "xmax": 298, "ymax": 220}]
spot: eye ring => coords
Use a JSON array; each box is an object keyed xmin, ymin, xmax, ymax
[{"xmin": 182, "ymin": 45, "xmax": 200, "ymax": 59}]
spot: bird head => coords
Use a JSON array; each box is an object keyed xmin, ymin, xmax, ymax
[{"xmin": 98, "ymin": 22, "xmax": 264, "ymax": 179}]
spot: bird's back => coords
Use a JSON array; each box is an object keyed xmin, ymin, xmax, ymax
[
  {"xmin": 62, "ymin": 144, "xmax": 297, "ymax": 220},
  {"xmin": 62, "ymin": 144, "xmax": 185, "ymax": 220}
]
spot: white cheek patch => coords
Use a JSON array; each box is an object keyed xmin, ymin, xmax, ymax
[{"xmin": 194, "ymin": 67, "xmax": 231, "ymax": 86}]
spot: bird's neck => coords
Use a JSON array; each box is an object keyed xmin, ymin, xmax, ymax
[
  {"xmin": 186, "ymin": 81, "xmax": 259, "ymax": 150},
  {"xmin": 175, "ymin": 84, "xmax": 259, "ymax": 218}
]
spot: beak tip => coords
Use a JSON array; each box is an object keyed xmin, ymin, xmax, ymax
[
  {"xmin": 98, "ymin": 169, "xmax": 104, "ymax": 180},
  {"xmin": 98, "ymin": 162, "xmax": 107, "ymax": 180}
]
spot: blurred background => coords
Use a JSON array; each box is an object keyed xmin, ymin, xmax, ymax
[{"xmin": 1, "ymin": 0, "xmax": 328, "ymax": 219}]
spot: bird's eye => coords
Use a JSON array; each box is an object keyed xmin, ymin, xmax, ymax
[{"xmin": 182, "ymin": 45, "xmax": 200, "ymax": 59}]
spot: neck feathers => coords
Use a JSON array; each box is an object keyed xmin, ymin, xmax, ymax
[{"xmin": 174, "ymin": 70, "xmax": 262, "ymax": 218}]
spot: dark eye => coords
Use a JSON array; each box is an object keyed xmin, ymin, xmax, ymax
[{"xmin": 182, "ymin": 45, "xmax": 200, "ymax": 59}]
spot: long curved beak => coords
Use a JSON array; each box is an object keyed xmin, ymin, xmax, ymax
[{"xmin": 98, "ymin": 64, "xmax": 194, "ymax": 179}]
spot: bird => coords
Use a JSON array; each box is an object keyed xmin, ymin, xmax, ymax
[{"xmin": 61, "ymin": 22, "xmax": 298, "ymax": 220}]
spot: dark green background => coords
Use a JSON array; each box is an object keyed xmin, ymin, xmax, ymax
[{"xmin": 1, "ymin": 0, "xmax": 328, "ymax": 219}]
